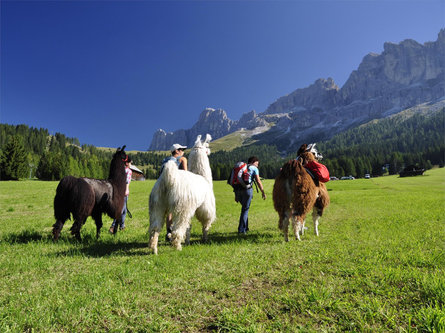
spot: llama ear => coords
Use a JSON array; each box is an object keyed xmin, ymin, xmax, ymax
[
  {"xmin": 121, "ymin": 145, "xmax": 126, "ymax": 152},
  {"xmin": 195, "ymin": 135, "xmax": 202, "ymax": 145},
  {"xmin": 205, "ymin": 133, "xmax": 212, "ymax": 143},
  {"xmin": 297, "ymin": 144, "xmax": 307, "ymax": 156}
]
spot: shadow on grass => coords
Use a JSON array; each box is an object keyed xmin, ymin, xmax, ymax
[
  {"xmin": 2, "ymin": 228, "xmax": 277, "ymax": 258},
  {"xmin": 2, "ymin": 230, "xmax": 52, "ymax": 244},
  {"xmin": 52, "ymin": 240, "xmax": 148, "ymax": 258},
  {"xmin": 0, "ymin": 229, "xmax": 148, "ymax": 257},
  {"xmin": 191, "ymin": 231, "xmax": 276, "ymax": 246},
  {"xmin": 50, "ymin": 231, "xmax": 278, "ymax": 258}
]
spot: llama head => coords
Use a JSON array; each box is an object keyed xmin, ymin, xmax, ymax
[
  {"xmin": 114, "ymin": 146, "xmax": 128, "ymax": 162},
  {"xmin": 189, "ymin": 134, "xmax": 213, "ymax": 183},
  {"xmin": 307, "ymin": 143, "xmax": 323, "ymax": 160},
  {"xmin": 297, "ymin": 143, "xmax": 323, "ymax": 161},
  {"xmin": 193, "ymin": 134, "xmax": 212, "ymax": 155},
  {"xmin": 109, "ymin": 146, "xmax": 128, "ymax": 180},
  {"xmin": 204, "ymin": 134, "xmax": 212, "ymax": 155},
  {"xmin": 299, "ymin": 151, "xmax": 316, "ymax": 165}
]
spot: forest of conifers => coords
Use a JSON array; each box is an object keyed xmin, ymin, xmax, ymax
[{"xmin": 1, "ymin": 108, "xmax": 443, "ymax": 181}]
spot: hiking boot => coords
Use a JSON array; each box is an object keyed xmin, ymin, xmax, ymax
[{"xmin": 109, "ymin": 227, "xmax": 115, "ymax": 234}]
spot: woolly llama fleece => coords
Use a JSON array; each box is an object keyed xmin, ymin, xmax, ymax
[
  {"xmin": 273, "ymin": 143, "xmax": 330, "ymax": 242},
  {"xmin": 148, "ymin": 134, "xmax": 216, "ymax": 254}
]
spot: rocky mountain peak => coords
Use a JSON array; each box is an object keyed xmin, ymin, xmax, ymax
[
  {"xmin": 235, "ymin": 110, "xmax": 268, "ymax": 130},
  {"xmin": 149, "ymin": 30, "xmax": 445, "ymax": 152},
  {"xmin": 198, "ymin": 108, "xmax": 230, "ymax": 122},
  {"xmin": 263, "ymin": 77, "xmax": 339, "ymax": 115}
]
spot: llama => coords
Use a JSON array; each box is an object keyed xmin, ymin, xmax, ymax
[
  {"xmin": 273, "ymin": 144, "xmax": 330, "ymax": 242},
  {"xmin": 148, "ymin": 134, "xmax": 216, "ymax": 254},
  {"xmin": 52, "ymin": 146, "xmax": 128, "ymax": 241}
]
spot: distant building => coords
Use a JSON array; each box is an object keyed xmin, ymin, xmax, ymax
[
  {"xmin": 399, "ymin": 165, "xmax": 425, "ymax": 177},
  {"xmin": 130, "ymin": 165, "xmax": 145, "ymax": 181}
]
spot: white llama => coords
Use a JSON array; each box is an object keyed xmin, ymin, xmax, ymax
[{"xmin": 148, "ymin": 134, "xmax": 216, "ymax": 254}]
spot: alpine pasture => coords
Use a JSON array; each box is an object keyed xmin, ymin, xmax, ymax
[{"xmin": 0, "ymin": 169, "xmax": 444, "ymax": 332}]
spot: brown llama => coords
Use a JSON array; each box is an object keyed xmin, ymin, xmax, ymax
[
  {"xmin": 52, "ymin": 146, "xmax": 128, "ymax": 241},
  {"xmin": 273, "ymin": 144, "xmax": 330, "ymax": 241}
]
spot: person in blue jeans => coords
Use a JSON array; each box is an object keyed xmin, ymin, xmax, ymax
[{"xmin": 237, "ymin": 156, "xmax": 266, "ymax": 234}]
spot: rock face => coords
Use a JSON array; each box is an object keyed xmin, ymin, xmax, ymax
[
  {"xmin": 235, "ymin": 110, "xmax": 268, "ymax": 130},
  {"xmin": 149, "ymin": 30, "xmax": 445, "ymax": 151},
  {"xmin": 148, "ymin": 108, "xmax": 231, "ymax": 150},
  {"xmin": 148, "ymin": 108, "xmax": 267, "ymax": 150},
  {"xmin": 264, "ymin": 78, "xmax": 339, "ymax": 115},
  {"xmin": 259, "ymin": 30, "xmax": 445, "ymax": 149}
]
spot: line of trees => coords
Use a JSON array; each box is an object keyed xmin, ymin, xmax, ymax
[
  {"xmin": 318, "ymin": 109, "xmax": 444, "ymax": 177},
  {"xmin": 1, "ymin": 107, "xmax": 443, "ymax": 181},
  {"xmin": 0, "ymin": 125, "xmax": 108, "ymax": 180},
  {"xmin": 0, "ymin": 124, "xmax": 170, "ymax": 181}
]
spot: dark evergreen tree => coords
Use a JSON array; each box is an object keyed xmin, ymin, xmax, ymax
[{"xmin": 0, "ymin": 136, "xmax": 29, "ymax": 180}]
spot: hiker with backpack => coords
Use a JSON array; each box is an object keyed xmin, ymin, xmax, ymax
[{"xmin": 228, "ymin": 156, "xmax": 266, "ymax": 235}]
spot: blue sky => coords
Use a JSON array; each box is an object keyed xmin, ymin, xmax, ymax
[{"xmin": 1, "ymin": 0, "xmax": 444, "ymax": 151}]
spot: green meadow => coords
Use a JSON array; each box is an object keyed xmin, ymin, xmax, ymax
[{"xmin": 0, "ymin": 168, "xmax": 444, "ymax": 332}]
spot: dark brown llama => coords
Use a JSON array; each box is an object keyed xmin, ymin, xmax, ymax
[
  {"xmin": 273, "ymin": 144, "xmax": 330, "ymax": 241},
  {"xmin": 52, "ymin": 146, "xmax": 128, "ymax": 241}
]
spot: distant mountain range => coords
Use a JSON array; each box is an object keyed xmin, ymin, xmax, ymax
[{"xmin": 149, "ymin": 29, "xmax": 445, "ymax": 152}]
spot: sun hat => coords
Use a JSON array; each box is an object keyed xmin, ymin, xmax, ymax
[{"xmin": 170, "ymin": 143, "xmax": 187, "ymax": 152}]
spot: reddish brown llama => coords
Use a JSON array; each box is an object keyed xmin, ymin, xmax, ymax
[{"xmin": 273, "ymin": 145, "xmax": 330, "ymax": 241}]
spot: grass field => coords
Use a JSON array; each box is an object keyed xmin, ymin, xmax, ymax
[{"xmin": 0, "ymin": 168, "xmax": 444, "ymax": 332}]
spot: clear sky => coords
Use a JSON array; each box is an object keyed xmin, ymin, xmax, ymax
[{"xmin": 1, "ymin": 0, "xmax": 444, "ymax": 151}]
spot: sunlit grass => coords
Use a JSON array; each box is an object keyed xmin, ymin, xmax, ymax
[{"xmin": 0, "ymin": 168, "xmax": 444, "ymax": 331}]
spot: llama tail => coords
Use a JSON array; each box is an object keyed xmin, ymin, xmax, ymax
[
  {"xmin": 54, "ymin": 176, "xmax": 76, "ymax": 221},
  {"xmin": 159, "ymin": 160, "xmax": 181, "ymax": 188}
]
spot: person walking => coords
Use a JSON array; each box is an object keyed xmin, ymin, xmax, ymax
[
  {"xmin": 161, "ymin": 143, "xmax": 188, "ymax": 241},
  {"xmin": 109, "ymin": 156, "xmax": 132, "ymax": 234},
  {"xmin": 237, "ymin": 156, "xmax": 266, "ymax": 234}
]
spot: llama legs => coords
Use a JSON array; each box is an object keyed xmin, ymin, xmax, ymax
[
  {"xmin": 93, "ymin": 213, "xmax": 103, "ymax": 239},
  {"xmin": 171, "ymin": 232, "xmax": 183, "ymax": 251},
  {"xmin": 201, "ymin": 224, "xmax": 211, "ymax": 242},
  {"xmin": 149, "ymin": 230, "xmax": 160, "ymax": 255},
  {"xmin": 148, "ymin": 209, "xmax": 165, "ymax": 255},
  {"xmin": 292, "ymin": 214, "xmax": 306, "ymax": 241},
  {"xmin": 185, "ymin": 225, "xmax": 191, "ymax": 245},
  {"xmin": 279, "ymin": 210, "xmax": 291, "ymax": 242},
  {"xmin": 300, "ymin": 219, "xmax": 306, "ymax": 236},
  {"xmin": 171, "ymin": 224, "xmax": 186, "ymax": 251},
  {"xmin": 292, "ymin": 218, "xmax": 302, "ymax": 241},
  {"xmin": 171, "ymin": 213, "xmax": 194, "ymax": 251},
  {"xmin": 70, "ymin": 217, "xmax": 86, "ymax": 241},
  {"xmin": 52, "ymin": 219, "xmax": 66, "ymax": 241},
  {"xmin": 312, "ymin": 209, "xmax": 321, "ymax": 236},
  {"xmin": 196, "ymin": 203, "xmax": 215, "ymax": 243}
]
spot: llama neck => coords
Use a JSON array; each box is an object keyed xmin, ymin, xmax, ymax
[
  {"xmin": 189, "ymin": 150, "xmax": 213, "ymax": 184},
  {"xmin": 108, "ymin": 160, "xmax": 126, "ymax": 185}
]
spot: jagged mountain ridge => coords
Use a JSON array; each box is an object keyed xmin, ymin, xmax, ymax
[
  {"xmin": 149, "ymin": 108, "xmax": 267, "ymax": 150},
  {"xmin": 149, "ymin": 30, "xmax": 445, "ymax": 151}
]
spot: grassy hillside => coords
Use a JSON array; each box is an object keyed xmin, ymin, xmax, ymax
[
  {"xmin": 209, "ymin": 128, "xmax": 265, "ymax": 152},
  {"xmin": 320, "ymin": 105, "xmax": 444, "ymax": 156},
  {"xmin": 0, "ymin": 169, "xmax": 444, "ymax": 331}
]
